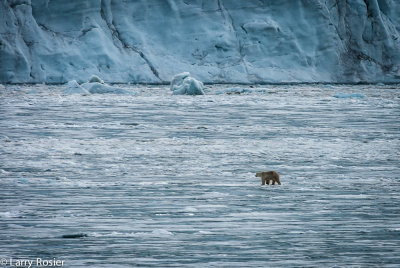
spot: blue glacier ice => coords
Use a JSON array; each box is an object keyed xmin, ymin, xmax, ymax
[
  {"xmin": 170, "ymin": 72, "xmax": 204, "ymax": 95},
  {"xmin": 1, "ymin": 0, "xmax": 399, "ymax": 84},
  {"xmin": 64, "ymin": 76, "xmax": 133, "ymax": 94},
  {"xmin": 63, "ymin": 80, "xmax": 89, "ymax": 95},
  {"xmin": 88, "ymin": 74, "xmax": 104, "ymax": 84},
  {"xmin": 81, "ymin": 82, "xmax": 131, "ymax": 94}
]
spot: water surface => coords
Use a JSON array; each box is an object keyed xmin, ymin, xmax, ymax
[{"xmin": 1, "ymin": 84, "xmax": 399, "ymax": 267}]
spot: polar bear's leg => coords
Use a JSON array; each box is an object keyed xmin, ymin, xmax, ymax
[{"xmin": 263, "ymin": 175, "xmax": 269, "ymax": 185}]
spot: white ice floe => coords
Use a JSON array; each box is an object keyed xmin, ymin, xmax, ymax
[
  {"xmin": 150, "ymin": 229, "xmax": 174, "ymax": 237},
  {"xmin": 81, "ymin": 82, "xmax": 131, "ymax": 94},
  {"xmin": 63, "ymin": 80, "xmax": 89, "ymax": 95},
  {"xmin": 184, "ymin": 207, "xmax": 198, "ymax": 212},
  {"xmin": 63, "ymin": 76, "xmax": 134, "ymax": 95},
  {"xmin": 0, "ymin": 210, "xmax": 20, "ymax": 218},
  {"xmin": 88, "ymin": 74, "xmax": 104, "ymax": 84},
  {"xmin": 170, "ymin": 72, "xmax": 204, "ymax": 95}
]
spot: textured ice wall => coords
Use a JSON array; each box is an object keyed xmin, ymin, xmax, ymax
[{"xmin": 1, "ymin": 0, "xmax": 399, "ymax": 83}]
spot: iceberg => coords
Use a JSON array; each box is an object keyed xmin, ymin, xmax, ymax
[
  {"xmin": 63, "ymin": 80, "xmax": 89, "ymax": 95},
  {"xmin": 64, "ymin": 76, "xmax": 133, "ymax": 95},
  {"xmin": 170, "ymin": 72, "xmax": 204, "ymax": 95},
  {"xmin": 81, "ymin": 82, "xmax": 131, "ymax": 94},
  {"xmin": 88, "ymin": 75, "xmax": 104, "ymax": 84}
]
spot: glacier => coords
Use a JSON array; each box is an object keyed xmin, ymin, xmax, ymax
[{"xmin": 1, "ymin": 0, "xmax": 400, "ymax": 84}]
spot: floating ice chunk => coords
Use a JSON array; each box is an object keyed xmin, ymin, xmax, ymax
[
  {"xmin": 88, "ymin": 75, "xmax": 104, "ymax": 84},
  {"xmin": 171, "ymin": 72, "xmax": 190, "ymax": 86},
  {"xmin": 1, "ymin": 168, "xmax": 10, "ymax": 174},
  {"xmin": 333, "ymin": 93, "xmax": 365, "ymax": 98},
  {"xmin": 170, "ymin": 72, "xmax": 204, "ymax": 95},
  {"xmin": 82, "ymin": 75, "xmax": 134, "ymax": 94},
  {"xmin": 81, "ymin": 74, "xmax": 127, "ymax": 94},
  {"xmin": 26, "ymin": 89, "xmax": 38, "ymax": 94},
  {"xmin": 215, "ymin": 87, "xmax": 250, "ymax": 95},
  {"xmin": 63, "ymin": 80, "xmax": 89, "ymax": 95},
  {"xmin": 150, "ymin": 229, "xmax": 173, "ymax": 237},
  {"xmin": 81, "ymin": 82, "xmax": 132, "ymax": 94},
  {"xmin": 2, "ymin": 135, "xmax": 12, "ymax": 142},
  {"xmin": 214, "ymin": 87, "xmax": 267, "ymax": 95},
  {"xmin": 184, "ymin": 206, "xmax": 198, "ymax": 212},
  {"xmin": 0, "ymin": 211, "xmax": 20, "ymax": 218},
  {"xmin": 198, "ymin": 230, "xmax": 212, "ymax": 234},
  {"xmin": 64, "ymin": 79, "xmax": 134, "ymax": 95}
]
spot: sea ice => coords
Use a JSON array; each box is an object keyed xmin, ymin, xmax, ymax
[
  {"xmin": 88, "ymin": 75, "xmax": 104, "ymax": 84},
  {"xmin": 150, "ymin": 229, "xmax": 174, "ymax": 237},
  {"xmin": 170, "ymin": 72, "xmax": 204, "ymax": 95},
  {"xmin": 81, "ymin": 82, "xmax": 131, "ymax": 94},
  {"xmin": 215, "ymin": 87, "xmax": 254, "ymax": 95},
  {"xmin": 63, "ymin": 80, "xmax": 89, "ymax": 95},
  {"xmin": 214, "ymin": 87, "xmax": 268, "ymax": 95},
  {"xmin": 63, "ymin": 76, "xmax": 133, "ymax": 95}
]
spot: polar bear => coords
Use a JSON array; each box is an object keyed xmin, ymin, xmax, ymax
[{"xmin": 255, "ymin": 171, "xmax": 281, "ymax": 185}]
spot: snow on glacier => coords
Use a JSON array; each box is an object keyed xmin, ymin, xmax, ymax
[{"xmin": 1, "ymin": 0, "xmax": 399, "ymax": 83}]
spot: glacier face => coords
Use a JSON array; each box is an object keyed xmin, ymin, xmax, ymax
[{"xmin": 1, "ymin": 0, "xmax": 399, "ymax": 84}]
